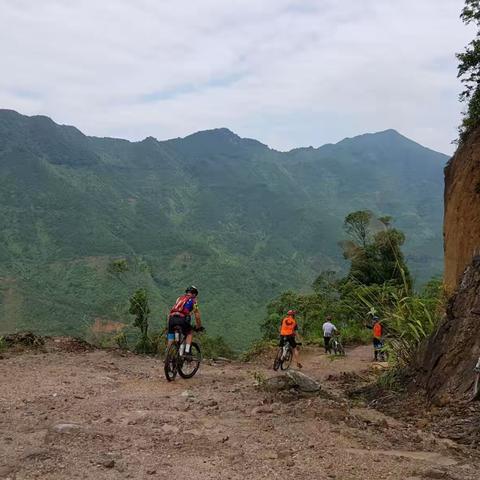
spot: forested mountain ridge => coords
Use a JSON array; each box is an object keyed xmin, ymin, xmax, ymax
[{"xmin": 0, "ymin": 109, "xmax": 448, "ymax": 347}]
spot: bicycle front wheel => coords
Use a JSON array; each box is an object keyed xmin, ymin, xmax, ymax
[
  {"xmin": 178, "ymin": 342, "xmax": 202, "ymax": 379},
  {"xmin": 164, "ymin": 343, "xmax": 179, "ymax": 381}
]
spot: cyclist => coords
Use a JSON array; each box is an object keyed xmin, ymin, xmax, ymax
[
  {"xmin": 366, "ymin": 315, "xmax": 383, "ymax": 361},
  {"xmin": 322, "ymin": 315, "xmax": 337, "ymax": 354},
  {"xmin": 167, "ymin": 286, "xmax": 202, "ymax": 358},
  {"xmin": 279, "ymin": 310, "xmax": 303, "ymax": 369}
]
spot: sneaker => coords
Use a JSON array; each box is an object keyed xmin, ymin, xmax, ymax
[{"xmin": 183, "ymin": 353, "xmax": 193, "ymax": 362}]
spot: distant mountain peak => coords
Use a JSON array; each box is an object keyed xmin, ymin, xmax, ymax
[{"xmin": 183, "ymin": 127, "xmax": 239, "ymax": 141}]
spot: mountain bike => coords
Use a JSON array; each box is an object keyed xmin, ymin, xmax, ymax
[
  {"xmin": 331, "ymin": 335, "xmax": 345, "ymax": 356},
  {"xmin": 164, "ymin": 326, "xmax": 204, "ymax": 382},
  {"xmin": 273, "ymin": 340, "xmax": 301, "ymax": 371}
]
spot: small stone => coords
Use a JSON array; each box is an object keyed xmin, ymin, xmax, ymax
[
  {"xmin": 23, "ymin": 448, "xmax": 48, "ymax": 460},
  {"xmin": 102, "ymin": 459, "xmax": 115, "ymax": 468},
  {"xmin": 251, "ymin": 405, "xmax": 274, "ymax": 415},
  {"xmin": 51, "ymin": 423, "xmax": 82, "ymax": 434},
  {"xmin": 422, "ymin": 469, "xmax": 447, "ymax": 479},
  {"xmin": 261, "ymin": 450, "xmax": 278, "ymax": 460},
  {"xmin": 146, "ymin": 469, "xmax": 156, "ymax": 475},
  {"xmin": 0, "ymin": 466, "xmax": 14, "ymax": 477},
  {"xmin": 161, "ymin": 424, "xmax": 179, "ymax": 434}
]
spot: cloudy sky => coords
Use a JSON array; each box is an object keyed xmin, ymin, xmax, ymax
[{"xmin": 0, "ymin": 0, "xmax": 473, "ymax": 154}]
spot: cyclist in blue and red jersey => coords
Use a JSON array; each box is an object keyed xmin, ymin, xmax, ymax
[{"xmin": 167, "ymin": 286, "xmax": 202, "ymax": 357}]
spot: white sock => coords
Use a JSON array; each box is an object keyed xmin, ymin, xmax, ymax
[
  {"xmin": 179, "ymin": 344, "xmax": 185, "ymax": 355},
  {"xmin": 185, "ymin": 344, "xmax": 191, "ymax": 353}
]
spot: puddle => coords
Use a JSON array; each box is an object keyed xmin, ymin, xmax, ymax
[{"xmin": 346, "ymin": 448, "xmax": 457, "ymax": 466}]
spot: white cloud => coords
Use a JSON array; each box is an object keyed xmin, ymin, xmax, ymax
[{"xmin": 0, "ymin": 0, "xmax": 473, "ymax": 153}]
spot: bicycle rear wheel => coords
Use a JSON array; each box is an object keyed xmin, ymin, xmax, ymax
[
  {"xmin": 178, "ymin": 342, "xmax": 202, "ymax": 379},
  {"xmin": 280, "ymin": 348, "xmax": 292, "ymax": 370},
  {"xmin": 273, "ymin": 347, "xmax": 282, "ymax": 371},
  {"xmin": 164, "ymin": 343, "xmax": 179, "ymax": 381}
]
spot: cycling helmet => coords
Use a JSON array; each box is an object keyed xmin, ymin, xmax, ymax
[
  {"xmin": 372, "ymin": 315, "xmax": 379, "ymax": 321},
  {"xmin": 186, "ymin": 285, "xmax": 199, "ymax": 296},
  {"xmin": 326, "ymin": 315, "xmax": 332, "ymax": 321},
  {"xmin": 287, "ymin": 309, "xmax": 297, "ymax": 316}
]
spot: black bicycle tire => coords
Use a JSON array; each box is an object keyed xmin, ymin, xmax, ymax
[
  {"xmin": 178, "ymin": 342, "xmax": 202, "ymax": 379},
  {"xmin": 273, "ymin": 347, "xmax": 282, "ymax": 371},
  {"xmin": 164, "ymin": 343, "xmax": 179, "ymax": 382},
  {"xmin": 281, "ymin": 348, "xmax": 292, "ymax": 370}
]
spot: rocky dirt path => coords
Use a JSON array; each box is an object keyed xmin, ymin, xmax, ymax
[{"xmin": 1, "ymin": 342, "xmax": 478, "ymax": 479}]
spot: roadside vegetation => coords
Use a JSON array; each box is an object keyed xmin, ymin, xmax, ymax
[{"xmin": 254, "ymin": 210, "xmax": 444, "ymax": 375}]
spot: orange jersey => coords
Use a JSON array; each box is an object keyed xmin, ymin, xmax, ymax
[
  {"xmin": 373, "ymin": 323, "xmax": 382, "ymax": 339},
  {"xmin": 280, "ymin": 316, "xmax": 297, "ymax": 336}
]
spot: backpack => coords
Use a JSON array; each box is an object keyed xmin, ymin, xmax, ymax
[{"xmin": 170, "ymin": 294, "xmax": 193, "ymax": 317}]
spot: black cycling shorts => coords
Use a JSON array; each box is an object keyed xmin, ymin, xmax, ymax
[
  {"xmin": 280, "ymin": 335, "xmax": 297, "ymax": 348},
  {"xmin": 168, "ymin": 315, "xmax": 193, "ymax": 336}
]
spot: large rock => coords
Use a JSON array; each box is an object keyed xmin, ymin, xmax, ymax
[
  {"xmin": 418, "ymin": 256, "xmax": 480, "ymax": 402},
  {"xmin": 262, "ymin": 370, "xmax": 321, "ymax": 393},
  {"xmin": 285, "ymin": 370, "xmax": 321, "ymax": 392}
]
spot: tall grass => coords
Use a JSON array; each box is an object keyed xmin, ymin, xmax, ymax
[{"xmin": 354, "ymin": 280, "xmax": 442, "ymax": 368}]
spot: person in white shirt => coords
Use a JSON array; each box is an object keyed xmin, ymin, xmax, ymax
[{"xmin": 322, "ymin": 316, "xmax": 337, "ymax": 354}]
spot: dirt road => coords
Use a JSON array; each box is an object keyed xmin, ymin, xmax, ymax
[{"xmin": 1, "ymin": 342, "xmax": 478, "ymax": 479}]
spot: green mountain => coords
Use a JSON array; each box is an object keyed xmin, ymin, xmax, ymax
[{"xmin": 0, "ymin": 110, "xmax": 448, "ymax": 348}]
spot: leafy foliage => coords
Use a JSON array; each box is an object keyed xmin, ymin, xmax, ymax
[
  {"xmin": 344, "ymin": 210, "xmax": 373, "ymax": 247},
  {"xmin": 457, "ymin": 0, "xmax": 480, "ymax": 141},
  {"xmin": 199, "ymin": 334, "xmax": 236, "ymax": 359},
  {"xmin": 128, "ymin": 289, "xmax": 153, "ymax": 353},
  {"xmin": 260, "ymin": 212, "xmax": 442, "ymax": 364},
  {"xmin": 342, "ymin": 211, "xmax": 412, "ymax": 289}
]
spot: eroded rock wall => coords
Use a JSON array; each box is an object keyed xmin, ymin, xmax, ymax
[
  {"xmin": 419, "ymin": 128, "xmax": 480, "ymax": 402},
  {"xmin": 444, "ymin": 128, "xmax": 480, "ymax": 292},
  {"xmin": 419, "ymin": 256, "xmax": 480, "ymax": 402}
]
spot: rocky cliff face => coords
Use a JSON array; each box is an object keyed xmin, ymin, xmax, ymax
[
  {"xmin": 419, "ymin": 128, "xmax": 480, "ymax": 402},
  {"xmin": 444, "ymin": 128, "xmax": 480, "ymax": 292},
  {"xmin": 419, "ymin": 255, "xmax": 480, "ymax": 402}
]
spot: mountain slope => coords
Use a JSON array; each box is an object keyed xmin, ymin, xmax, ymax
[{"xmin": 0, "ymin": 110, "xmax": 448, "ymax": 347}]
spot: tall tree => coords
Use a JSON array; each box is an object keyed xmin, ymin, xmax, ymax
[
  {"xmin": 343, "ymin": 210, "xmax": 373, "ymax": 248},
  {"xmin": 458, "ymin": 0, "xmax": 480, "ymax": 141},
  {"xmin": 342, "ymin": 211, "xmax": 411, "ymax": 289}
]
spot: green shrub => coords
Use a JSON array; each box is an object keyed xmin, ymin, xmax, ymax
[
  {"xmin": 113, "ymin": 332, "xmax": 128, "ymax": 351},
  {"xmin": 200, "ymin": 334, "xmax": 236, "ymax": 360},
  {"xmin": 241, "ymin": 339, "xmax": 277, "ymax": 362}
]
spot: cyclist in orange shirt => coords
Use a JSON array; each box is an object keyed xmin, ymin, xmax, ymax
[
  {"xmin": 279, "ymin": 310, "xmax": 303, "ymax": 369},
  {"xmin": 366, "ymin": 315, "xmax": 384, "ymax": 361}
]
